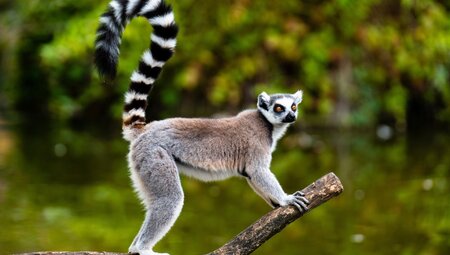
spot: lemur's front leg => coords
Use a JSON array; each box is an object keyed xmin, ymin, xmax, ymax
[{"xmin": 245, "ymin": 163, "xmax": 309, "ymax": 213}]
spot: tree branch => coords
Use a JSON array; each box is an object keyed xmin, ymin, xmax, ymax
[
  {"xmin": 207, "ymin": 172, "xmax": 343, "ymax": 255},
  {"xmin": 15, "ymin": 172, "xmax": 343, "ymax": 255}
]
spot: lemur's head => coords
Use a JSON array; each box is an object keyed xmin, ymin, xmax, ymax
[{"xmin": 257, "ymin": 91, "xmax": 303, "ymax": 125}]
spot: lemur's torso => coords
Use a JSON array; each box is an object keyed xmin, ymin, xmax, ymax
[{"xmin": 132, "ymin": 110, "xmax": 275, "ymax": 181}]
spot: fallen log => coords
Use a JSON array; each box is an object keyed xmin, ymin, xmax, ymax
[{"xmin": 16, "ymin": 172, "xmax": 343, "ymax": 255}]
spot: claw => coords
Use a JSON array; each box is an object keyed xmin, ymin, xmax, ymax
[
  {"xmin": 292, "ymin": 201, "xmax": 304, "ymax": 213},
  {"xmin": 293, "ymin": 201, "xmax": 308, "ymax": 213},
  {"xmin": 299, "ymin": 196, "xmax": 310, "ymax": 205},
  {"xmin": 297, "ymin": 200, "xmax": 308, "ymax": 212},
  {"xmin": 294, "ymin": 191, "xmax": 305, "ymax": 196},
  {"xmin": 293, "ymin": 191, "xmax": 310, "ymax": 205}
]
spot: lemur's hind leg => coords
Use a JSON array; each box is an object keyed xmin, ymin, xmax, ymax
[{"xmin": 128, "ymin": 145, "xmax": 184, "ymax": 255}]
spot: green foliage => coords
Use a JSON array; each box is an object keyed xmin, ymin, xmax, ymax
[{"xmin": 0, "ymin": 0, "xmax": 449, "ymax": 128}]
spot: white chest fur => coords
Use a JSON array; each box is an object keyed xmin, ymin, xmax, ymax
[{"xmin": 271, "ymin": 124, "xmax": 289, "ymax": 152}]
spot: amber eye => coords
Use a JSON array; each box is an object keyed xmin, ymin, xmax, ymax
[
  {"xmin": 291, "ymin": 104, "xmax": 297, "ymax": 111},
  {"xmin": 274, "ymin": 104, "xmax": 284, "ymax": 113}
]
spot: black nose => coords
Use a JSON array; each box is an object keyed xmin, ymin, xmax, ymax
[{"xmin": 282, "ymin": 112, "xmax": 296, "ymax": 123}]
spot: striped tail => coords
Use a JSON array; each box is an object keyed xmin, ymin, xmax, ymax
[{"xmin": 94, "ymin": 0, "xmax": 178, "ymax": 141}]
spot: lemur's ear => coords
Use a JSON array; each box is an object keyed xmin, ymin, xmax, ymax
[
  {"xmin": 257, "ymin": 92, "xmax": 270, "ymax": 111},
  {"xmin": 293, "ymin": 90, "xmax": 303, "ymax": 104}
]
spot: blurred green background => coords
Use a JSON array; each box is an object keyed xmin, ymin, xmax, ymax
[{"xmin": 0, "ymin": 0, "xmax": 449, "ymax": 254}]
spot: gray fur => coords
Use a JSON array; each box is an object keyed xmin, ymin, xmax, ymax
[
  {"xmin": 95, "ymin": 2, "xmax": 307, "ymax": 254},
  {"xmin": 127, "ymin": 91, "xmax": 308, "ymax": 255}
]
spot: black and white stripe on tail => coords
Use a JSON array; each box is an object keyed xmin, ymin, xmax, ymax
[{"xmin": 94, "ymin": 0, "xmax": 178, "ymax": 140}]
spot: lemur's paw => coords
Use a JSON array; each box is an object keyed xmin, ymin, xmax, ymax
[{"xmin": 285, "ymin": 191, "xmax": 309, "ymax": 213}]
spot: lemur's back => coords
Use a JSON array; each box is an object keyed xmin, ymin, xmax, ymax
[{"xmin": 132, "ymin": 109, "xmax": 273, "ymax": 174}]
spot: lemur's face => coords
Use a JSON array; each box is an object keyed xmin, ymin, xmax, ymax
[{"xmin": 257, "ymin": 91, "xmax": 303, "ymax": 125}]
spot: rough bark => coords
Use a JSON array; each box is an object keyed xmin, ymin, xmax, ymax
[{"xmin": 15, "ymin": 172, "xmax": 343, "ymax": 255}]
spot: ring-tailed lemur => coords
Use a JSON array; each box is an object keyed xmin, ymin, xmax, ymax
[{"xmin": 95, "ymin": 0, "xmax": 309, "ymax": 254}]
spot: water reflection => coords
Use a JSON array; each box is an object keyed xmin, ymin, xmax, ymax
[{"xmin": 0, "ymin": 120, "xmax": 449, "ymax": 255}]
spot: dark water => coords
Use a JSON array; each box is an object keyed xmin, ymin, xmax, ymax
[{"xmin": 0, "ymin": 120, "xmax": 449, "ymax": 255}]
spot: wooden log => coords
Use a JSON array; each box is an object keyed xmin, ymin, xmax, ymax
[{"xmin": 15, "ymin": 172, "xmax": 343, "ymax": 255}]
